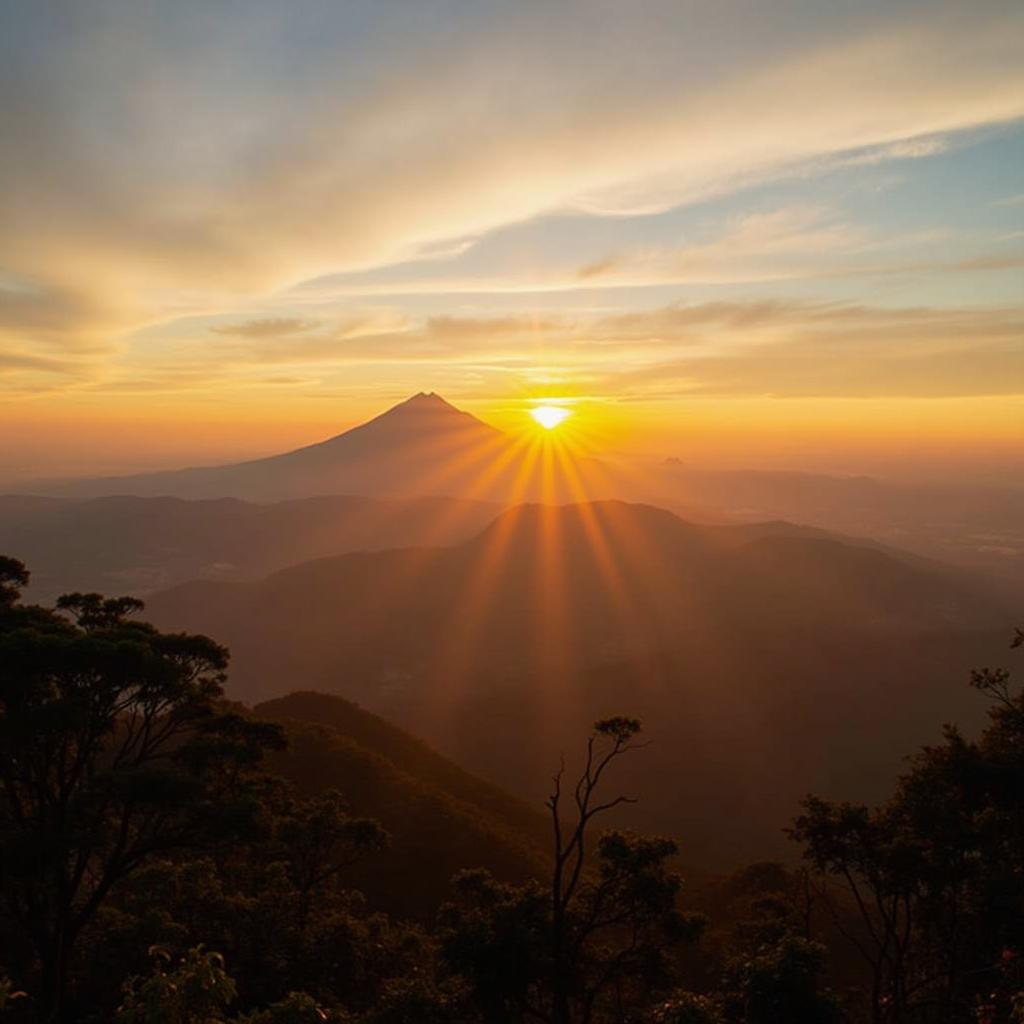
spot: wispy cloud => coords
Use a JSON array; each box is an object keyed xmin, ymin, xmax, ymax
[
  {"xmin": 1, "ymin": 0, "xmax": 1022, "ymax": 379},
  {"xmin": 88, "ymin": 300, "xmax": 1024, "ymax": 401},
  {"xmin": 210, "ymin": 318, "xmax": 321, "ymax": 339},
  {"xmin": 588, "ymin": 302, "xmax": 1024, "ymax": 399},
  {"xmin": 298, "ymin": 204, "xmax": 1007, "ymax": 297}
]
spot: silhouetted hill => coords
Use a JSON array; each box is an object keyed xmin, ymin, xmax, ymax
[
  {"xmin": 147, "ymin": 500, "xmax": 1014, "ymax": 864},
  {"xmin": 256, "ymin": 690, "xmax": 547, "ymax": 844},
  {"xmin": 255, "ymin": 691, "xmax": 548, "ymax": 919},
  {"xmin": 0, "ymin": 492, "xmax": 497, "ymax": 601}
]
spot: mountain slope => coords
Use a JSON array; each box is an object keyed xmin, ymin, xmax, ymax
[
  {"xmin": 148, "ymin": 500, "xmax": 1013, "ymax": 864},
  {"xmin": 28, "ymin": 393, "xmax": 513, "ymax": 502},
  {"xmin": 255, "ymin": 691, "xmax": 548, "ymax": 919},
  {"xmin": 23, "ymin": 392, "xmax": 622, "ymax": 505},
  {"xmin": 149, "ymin": 501, "xmax": 1008, "ymax": 691},
  {"xmin": 256, "ymin": 690, "xmax": 546, "ymax": 843}
]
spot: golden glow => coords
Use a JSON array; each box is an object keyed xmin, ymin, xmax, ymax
[
  {"xmin": 3, "ymin": 392, "xmax": 1022, "ymax": 485},
  {"xmin": 530, "ymin": 405, "xmax": 571, "ymax": 430}
]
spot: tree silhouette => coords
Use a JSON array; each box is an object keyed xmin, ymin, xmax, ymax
[
  {"xmin": 791, "ymin": 630, "xmax": 1024, "ymax": 1024},
  {"xmin": 441, "ymin": 717, "xmax": 702, "ymax": 1023},
  {"xmin": 273, "ymin": 789, "xmax": 388, "ymax": 931},
  {"xmin": 0, "ymin": 557, "xmax": 29, "ymax": 609},
  {"xmin": 0, "ymin": 560, "xmax": 285, "ymax": 1021}
]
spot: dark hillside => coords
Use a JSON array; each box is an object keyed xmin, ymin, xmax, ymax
[{"xmin": 256, "ymin": 695, "xmax": 549, "ymax": 919}]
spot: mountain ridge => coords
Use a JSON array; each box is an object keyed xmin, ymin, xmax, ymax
[
  {"xmin": 143, "ymin": 497, "xmax": 1012, "ymax": 863},
  {"xmin": 0, "ymin": 491, "xmax": 500, "ymax": 601}
]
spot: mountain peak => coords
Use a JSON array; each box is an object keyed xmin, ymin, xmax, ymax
[
  {"xmin": 397, "ymin": 391, "xmax": 456, "ymax": 411},
  {"xmin": 366, "ymin": 391, "xmax": 493, "ymax": 431}
]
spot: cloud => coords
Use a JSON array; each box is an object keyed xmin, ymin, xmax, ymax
[
  {"xmin": 821, "ymin": 135, "xmax": 950, "ymax": 169},
  {"xmin": 0, "ymin": 277, "xmax": 126, "ymax": 353},
  {"xmin": 577, "ymin": 205, "xmax": 868, "ymax": 286},
  {"xmin": 587, "ymin": 302, "xmax": 1024, "ymax": 398},
  {"xmin": 194, "ymin": 313, "xmax": 557, "ymax": 372},
  {"xmin": 210, "ymin": 318, "xmax": 321, "ymax": 338},
  {"xmin": 327, "ymin": 302, "xmax": 1024, "ymax": 399},
  {"xmin": 1, "ymin": 0, "xmax": 1023, "ymax": 377},
  {"xmin": 88, "ymin": 299, "xmax": 1024, "ymax": 402},
  {"xmin": 568, "ymin": 136, "xmax": 952, "ymax": 218},
  {"xmin": 302, "ymin": 205, "xmax": 1003, "ymax": 296}
]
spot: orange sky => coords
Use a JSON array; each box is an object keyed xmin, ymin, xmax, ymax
[{"xmin": 3, "ymin": 390, "xmax": 1022, "ymax": 486}]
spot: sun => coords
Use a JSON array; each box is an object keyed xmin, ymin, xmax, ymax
[{"xmin": 529, "ymin": 405, "xmax": 571, "ymax": 430}]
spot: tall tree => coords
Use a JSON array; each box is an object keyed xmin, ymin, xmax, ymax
[{"xmin": 0, "ymin": 560, "xmax": 286, "ymax": 1022}]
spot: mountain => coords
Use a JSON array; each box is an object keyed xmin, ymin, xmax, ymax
[
  {"xmin": 26, "ymin": 392, "xmax": 600, "ymax": 504},
  {"xmin": 17, "ymin": 392, "xmax": 1019, "ymax": 589},
  {"xmin": 147, "ymin": 500, "xmax": 1014, "ymax": 864},
  {"xmin": 647, "ymin": 461, "xmax": 1024, "ymax": 586},
  {"xmin": 254, "ymin": 691, "xmax": 548, "ymax": 920},
  {"xmin": 0, "ymin": 492, "xmax": 498, "ymax": 602}
]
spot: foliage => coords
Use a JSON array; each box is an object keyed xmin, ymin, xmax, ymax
[
  {"xmin": 0, "ymin": 976, "xmax": 27, "ymax": 1016},
  {"xmin": 116, "ymin": 947, "xmax": 237, "ymax": 1024},
  {"xmin": 645, "ymin": 992, "xmax": 726, "ymax": 1024},
  {"xmin": 116, "ymin": 949, "xmax": 349, "ymax": 1024},
  {"xmin": 272, "ymin": 790, "xmax": 388, "ymax": 928},
  {"xmin": 0, "ymin": 562, "xmax": 285, "ymax": 1019},
  {"xmin": 723, "ymin": 933, "xmax": 838, "ymax": 1024},
  {"xmin": 0, "ymin": 557, "xmax": 29, "ymax": 608},
  {"xmin": 791, "ymin": 630, "xmax": 1024, "ymax": 1023},
  {"xmin": 439, "ymin": 718, "xmax": 703, "ymax": 1024}
]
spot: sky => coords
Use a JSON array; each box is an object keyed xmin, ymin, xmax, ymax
[{"xmin": 1, "ymin": 0, "xmax": 1022, "ymax": 483}]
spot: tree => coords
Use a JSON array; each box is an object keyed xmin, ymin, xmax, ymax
[
  {"xmin": 0, "ymin": 557, "xmax": 29, "ymax": 610},
  {"xmin": 116, "ymin": 947, "xmax": 237, "ymax": 1024},
  {"xmin": 789, "ymin": 797, "xmax": 915, "ymax": 1023},
  {"xmin": 644, "ymin": 992, "xmax": 725, "ymax": 1024},
  {"xmin": 273, "ymin": 790, "xmax": 388, "ymax": 932},
  {"xmin": 116, "ymin": 947, "xmax": 347, "ymax": 1024},
  {"xmin": 440, "ymin": 717, "xmax": 702, "ymax": 1024},
  {"xmin": 711, "ymin": 868, "xmax": 839, "ymax": 1024},
  {"xmin": 723, "ymin": 931, "xmax": 837, "ymax": 1024},
  {"xmin": 0, "ymin": 561, "xmax": 286, "ymax": 1021},
  {"xmin": 791, "ymin": 630, "xmax": 1024, "ymax": 1024}
]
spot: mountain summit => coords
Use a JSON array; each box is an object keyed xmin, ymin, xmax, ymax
[
  {"xmin": 394, "ymin": 390, "xmax": 458, "ymax": 410},
  {"xmin": 261, "ymin": 391, "xmax": 502, "ymax": 470}
]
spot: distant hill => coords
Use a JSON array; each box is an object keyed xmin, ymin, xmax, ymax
[
  {"xmin": 0, "ymin": 492, "xmax": 497, "ymax": 602},
  {"xmin": 254, "ymin": 691, "xmax": 548, "ymax": 920},
  {"xmin": 148, "ymin": 499, "xmax": 1015, "ymax": 864},
  {"xmin": 649, "ymin": 461, "xmax": 1024, "ymax": 586}
]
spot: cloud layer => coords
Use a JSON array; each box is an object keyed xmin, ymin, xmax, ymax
[
  {"xmin": 74, "ymin": 301, "xmax": 1020, "ymax": 406},
  {"xmin": 1, "ymin": 0, "xmax": 1023, "ymax": 391}
]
